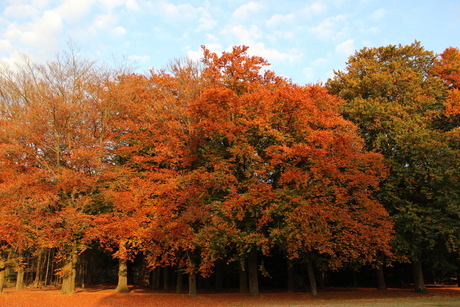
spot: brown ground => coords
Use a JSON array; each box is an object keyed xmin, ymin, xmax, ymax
[{"xmin": 1, "ymin": 285, "xmax": 460, "ymax": 307}]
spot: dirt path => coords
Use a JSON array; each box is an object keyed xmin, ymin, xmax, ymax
[{"xmin": 1, "ymin": 286, "xmax": 459, "ymax": 307}]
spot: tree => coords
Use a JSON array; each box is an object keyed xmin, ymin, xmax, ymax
[
  {"xmin": 187, "ymin": 46, "xmax": 287, "ymax": 296},
  {"xmin": 101, "ymin": 64, "xmax": 207, "ymax": 296},
  {"xmin": 327, "ymin": 42, "xmax": 460, "ymax": 293},
  {"xmin": 188, "ymin": 46, "xmax": 393, "ymax": 296},
  {"xmin": 0, "ymin": 46, "xmax": 123, "ymax": 293},
  {"xmin": 267, "ymin": 85, "xmax": 393, "ymax": 296}
]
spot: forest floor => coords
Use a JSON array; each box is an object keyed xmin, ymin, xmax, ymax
[{"xmin": 0, "ymin": 285, "xmax": 459, "ymax": 307}]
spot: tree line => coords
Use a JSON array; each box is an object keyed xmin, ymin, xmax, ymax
[{"xmin": 0, "ymin": 42, "xmax": 459, "ymax": 296}]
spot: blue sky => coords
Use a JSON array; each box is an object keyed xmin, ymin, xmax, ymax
[{"xmin": 1, "ymin": 0, "xmax": 459, "ymax": 85}]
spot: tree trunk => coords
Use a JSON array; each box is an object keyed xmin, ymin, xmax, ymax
[
  {"xmin": 14, "ymin": 251, "xmax": 25, "ymax": 291},
  {"xmin": 176, "ymin": 269, "xmax": 183, "ymax": 293},
  {"xmin": 138, "ymin": 256, "xmax": 150, "ymax": 287},
  {"xmin": 319, "ymin": 270, "xmax": 326, "ymax": 290},
  {"xmin": 248, "ymin": 249, "xmax": 259, "ymax": 296},
  {"xmin": 205, "ymin": 276, "xmax": 211, "ymax": 291},
  {"xmin": 287, "ymin": 263, "xmax": 295, "ymax": 292},
  {"xmin": 0, "ymin": 254, "xmax": 5, "ymax": 293},
  {"xmin": 34, "ymin": 250, "xmax": 43, "ymax": 288},
  {"xmin": 60, "ymin": 247, "xmax": 78, "ymax": 294},
  {"xmin": 376, "ymin": 264, "xmax": 387, "ymax": 290},
  {"xmin": 78, "ymin": 255, "xmax": 86, "ymax": 289},
  {"xmin": 163, "ymin": 266, "xmax": 169, "ymax": 292},
  {"xmin": 306, "ymin": 260, "xmax": 317, "ymax": 297},
  {"xmin": 44, "ymin": 249, "xmax": 52, "ymax": 287},
  {"xmin": 50, "ymin": 249, "xmax": 56, "ymax": 286},
  {"xmin": 188, "ymin": 273, "xmax": 197, "ymax": 297},
  {"xmin": 215, "ymin": 259, "xmax": 223, "ymax": 292},
  {"xmin": 151, "ymin": 267, "xmax": 160, "ymax": 290},
  {"xmin": 15, "ymin": 267, "xmax": 25, "ymax": 291},
  {"xmin": 114, "ymin": 259, "xmax": 129, "ymax": 293},
  {"xmin": 239, "ymin": 264, "xmax": 248, "ymax": 293},
  {"xmin": 412, "ymin": 257, "xmax": 427, "ymax": 293},
  {"xmin": 456, "ymin": 252, "xmax": 460, "ymax": 288}
]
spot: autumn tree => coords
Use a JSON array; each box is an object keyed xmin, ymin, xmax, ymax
[
  {"xmin": 0, "ymin": 46, "xmax": 124, "ymax": 293},
  {"xmin": 186, "ymin": 46, "xmax": 288, "ymax": 296},
  {"xmin": 99, "ymin": 62, "xmax": 208, "ymax": 296},
  {"xmin": 266, "ymin": 85, "xmax": 393, "ymax": 296},
  {"xmin": 184, "ymin": 46, "xmax": 393, "ymax": 296},
  {"xmin": 327, "ymin": 42, "xmax": 460, "ymax": 292}
]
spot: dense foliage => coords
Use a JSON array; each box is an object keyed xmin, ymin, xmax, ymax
[{"xmin": 0, "ymin": 42, "xmax": 458, "ymax": 296}]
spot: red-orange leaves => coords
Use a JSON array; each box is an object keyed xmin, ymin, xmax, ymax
[
  {"xmin": 191, "ymin": 87, "xmax": 242, "ymax": 138},
  {"xmin": 187, "ymin": 47, "xmax": 392, "ymax": 273},
  {"xmin": 433, "ymin": 47, "xmax": 460, "ymax": 88},
  {"xmin": 444, "ymin": 88, "xmax": 460, "ymax": 117},
  {"xmin": 264, "ymin": 84, "xmax": 392, "ymax": 267}
]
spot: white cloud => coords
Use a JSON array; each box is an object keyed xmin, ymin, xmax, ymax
[
  {"xmin": 312, "ymin": 57, "xmax": 328, "ymax": 67},
  {"xmin": 4, "ymin": 23, "xmax": 22, "ymax": 41},
  {"xmin": 270, "ymin": 30, "xmax": 296, "ymax": 41},
  {"xmin": 158, "ymin": 2, "xmax": 197, "ymax": 20},
  {"xmin": 266, "ymin": 13, "xmax": 295, "ymax": 28},
  {"xmin": 249, "ymin": 43, "xmax": 300, "ymax": 64},
  {"xmin": 335, "ymin": 39, "xmax": 355, "ymax": 55},
  {"xmin": 220, "ymin": 24, "xmax": 301, "ymax": 64},
  {"xmin": 22, "ymin": 10, "xmax": 62, "ymax": 53},
  {"xmin": 0, "ymin": 39, "xmax": 13, "ymax": 53},
  {"xmin": 28, "ymin": 0, "xmax": 51, "ymax": 9},
  {"xmin": 0, "ymin": 9, "xmax": 64, "ymax": 63},
  {"xmin": 186, "ymin": 49, "xmax": 201, "ymax": 62},
  {"xmin": 112, "ymin": 26, "xmax": 127, "ymax": 36},
  {"xmin": 125, "ymin": 0, "xmax": 139, "ymax": 11},
  {"xmin": 232, "ymin": 1, "xmax": 263, "ymax": 22},
  {"xmin": 186, "ymin": 43, "xmax": 222, "ymax": 62},
  {"xmin": 372, "ymin": 8, "xmax": 387, "ymax": 21},
  {"xmin": 56, "ymin": 0, "xmax": 94, "ymax": 23},
  {"xmin": 205, "ymin": 33, "xmax": 219, "ymax": 43},
  {"xmin": 98, "ymin": 0, "xmax": 126, "ymax": 10},
  {"xmin": 93, "ymin": 13, "xmax": 117, "ymax": 30},
  {"xmin": 4, "ymin": 4, "xmax": 39, "ymax": 19},
  {"xmin": 196, "ymin": 10, "xmax": 217, "ymax": 32},
  {"xmin": 309, "ymin": 14, "xmax": 348, "ymax": 40},
  {"xmin": 223, "ymin": 24, "xmax": 262, "ymax": 45},
  {"xmin": 300, "ymin": 2, "xmax": 327, "ymax": 17}
]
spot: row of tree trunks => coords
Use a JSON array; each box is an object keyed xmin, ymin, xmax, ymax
[{"xmin": 0, "ymin": 247, "xmax": 441, "ymax": 295}]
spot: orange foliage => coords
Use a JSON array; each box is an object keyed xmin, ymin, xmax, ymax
[{"xmin": 0, "ymin": 45, "xmax": 395, "ymax": 283}]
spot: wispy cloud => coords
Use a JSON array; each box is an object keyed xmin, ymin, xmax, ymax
[
  {"xmin": 336, "ymin": 39, "xmax": 355, "ymax": 55},
  {"xmin": 55, "ymin": 0, "xmax": 94, "ymax": 23},
  {"xmin": 266, "ymin": 13, "xmax": 295, "ymax": 28},
  {"xmin": 232, "ymin": 1, "xmax": 264, "ymax": 22},
  {"xmin": 309, "ymin": 14, "xmax": 348, "ymax": 40}
]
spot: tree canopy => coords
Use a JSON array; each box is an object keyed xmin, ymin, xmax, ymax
[{"xmin": 327, "ymin": 41, "xmax": 460, "ymax": 292}]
